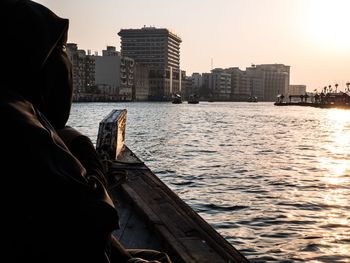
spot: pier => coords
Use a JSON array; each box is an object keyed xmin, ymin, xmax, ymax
[
  {"xmin": 275, "ymin": 91, "xmax": 350, "ymax": 109},
  {"xmin": 274, "ymin": 102, "xmax": 350, "ymax": 109}
]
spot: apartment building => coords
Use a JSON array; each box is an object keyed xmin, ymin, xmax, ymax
[
  {"xmin": 203, "ymin": 68, "xmax": 231, "ymax": 100},
  {"xmin": 66, "ymin": 43, "xmax": 95, "ymax": 96},
  {"xmin": 118, "ymin": 26, "xmax": 182, "ymax": 100}
]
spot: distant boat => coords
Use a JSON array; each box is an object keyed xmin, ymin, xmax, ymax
[
  {"xmin": 247, "ymin": 96, "xmax": 258, "ymax": 102},
  {"xmin": 188, "ymin": 94, "xmax": 199, "ymax": 104},
  {"xmin": 172, "ymin": 94, "xmax": 182, "ymax": 104}
]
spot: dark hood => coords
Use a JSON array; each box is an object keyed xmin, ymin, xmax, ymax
[
  {"xmin": 1, "ymin": 0, "xmax": 73, "ymax": 129},
  {"xmin": 2, "ymin": 0, "xmax": 69, "ymax": 81}
]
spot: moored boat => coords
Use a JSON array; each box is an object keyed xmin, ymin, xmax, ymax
[
  {"xmin": 247, "ymin": 96, "xmax": 258, "ymax": 102},
  {"xmin": 188, "ymin": 94, "xmax": 199, "ymax": 104},
  {"xmin": 172, "ymin": 94, "xmax": 182, "ymax": 104}
]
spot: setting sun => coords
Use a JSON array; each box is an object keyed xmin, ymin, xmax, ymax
[{"xmin": 303, "ymin": 0, "xmax": 350, "ymax": 52}]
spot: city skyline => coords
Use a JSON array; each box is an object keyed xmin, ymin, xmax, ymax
[{"xmin": 34, "ymin": 0, "xmax": 350, "ymax": 92}]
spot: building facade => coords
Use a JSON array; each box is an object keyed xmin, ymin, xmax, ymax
[
  {"xmin": 133, "ymin": 64, "xmax": 150, "ymax": 101},
  {"xmin": 67, "ymin": 43, "xmax": 95, "ymax": 98},
  {"xmin": 288, "ymin": 85, "xmax": 307, "ymax": 96},
  {"xmin": 118, "ymin": 26, "xmax": 182, "ymax": 100},
  {"xmin": 93, "ymin": 46, "xmax": 120, "ymax": 98},
  {"xmin": 94, "ymin": 46, "xmax": 134, "ymax": 101},
  {"xmin": 255, "ymin": 64, "xmax": 290, "ymax": 101},
  {"xmin": 222, "ymin": 64, "xmax": 290, "ymax": 101},
  {"xmin": 203, "ymin": 68, "xmax": 231, "ymax": 100}
]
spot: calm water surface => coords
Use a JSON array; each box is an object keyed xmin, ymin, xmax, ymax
[{"xmin": 68, "ymin": 102, "xmax": 350, "ymax": 262}]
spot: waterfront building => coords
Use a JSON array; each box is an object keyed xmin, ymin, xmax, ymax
[
  {"xmin": 183, "ymin": 73, "xmax": 202, "ymax": 99},
  {"xmin": 245, "ymin": 66, "xmax": 265, "ymax": 100},
  {"xmin": 93, "ymin": 46, "xmax": 134, "ymax": 101},
  {"xmin": 93, "ymin": 46, "xmax": 119, "ymax": 99},
  {"xmin": 203, "ymin": 68, "xmax": 231, "ymax": 100},
  {"xmin": 224, "ymin": 67, "xmax": 251, "ymax": 101},
  {"xmin": 227, "ymin": 64, "xmax": 290, "ymax": 101},
  {"xmin": 182, "ymin": 75, "xmax": 194, "ymax": 100},
  {"xmin": 133, "ymin": 63, "xmax": 150, "ymax": 101},
  {"xmin": 288, "ymin": 85, "xmax": 307, "ymax": 96},
  {"xmin": 255, "ymin": 64, "xmax": 290, "ymax": 101},
  {"xmin": 191, "ymin": 73, "xmax": 203, "ymax": 90},
  {"xmin": 118, "ymin": 26, "xmax": 182, "ymax": 100},
  {"xmin": 67, "ymin": 43, "xmax": 95, "ymax": 98}
]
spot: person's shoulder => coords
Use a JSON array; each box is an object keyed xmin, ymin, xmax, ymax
[
  {"xmin": 0, "ymin": 93, "xmax": 51, "ymax": 140},
  {"xmin": 0, "ymin": 94, "xmax": 35, "ymax": 124}
]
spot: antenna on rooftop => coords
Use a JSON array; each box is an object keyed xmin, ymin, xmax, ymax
[{"xmin": 211, "ymin": 58, "xmax": 213, "ymax": 70}]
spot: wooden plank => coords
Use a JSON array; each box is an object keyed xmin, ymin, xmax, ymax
[
  {"xmin": 112, "ymin": 188, "xmax": 164, "ymax": 251},
  {"xmin": 107, "ymin": 146, "xmax": 249, "ymax": 263},
  {"xmin": 119, "ymin": 184, "xmax": 194, "ymax": 263}
]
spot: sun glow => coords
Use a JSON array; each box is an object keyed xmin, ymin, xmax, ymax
[
  {"xmin": 303, "ymin": 0, "xmax": 350, "ymax": 52},
  {"xmin": 319, "ymin": 109, "xmax": 350, "ymax": 184}
]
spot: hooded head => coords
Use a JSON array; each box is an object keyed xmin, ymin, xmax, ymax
[{"xmin": 1, "ymin": 0, "xmax": 73, "ymax": 129}]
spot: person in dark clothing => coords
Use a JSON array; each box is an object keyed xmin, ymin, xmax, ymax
[{"xmin": 0, "ymin": 1, "xmax": 171, "ymax": 262}]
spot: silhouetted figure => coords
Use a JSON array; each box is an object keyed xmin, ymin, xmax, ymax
[
  {"xmin": 320, "ymin": 92, "xmax": 325, "ymax": 104},
  {"xmin": 0, "ymin": 1, "xmax": 171, "ymax": 262},
  {"xmin": 314, "ymin": 93, "xmax": 320, "ymax": 103}
]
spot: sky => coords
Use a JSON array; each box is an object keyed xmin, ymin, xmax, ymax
[{"xmin": 35, "ymin": 0, "xmax": 350, "ymax": 92}]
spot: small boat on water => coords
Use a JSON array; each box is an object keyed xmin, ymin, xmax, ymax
[
  {"xmin": 188, "ymin": 94, "xmax": 199, "ymax": 104},
  {"xmin": 247, "ymin": 96, "xmax": 258, "ymax": 103},
  {"xmin": 172, "ymin": 94, "xmax": 182, "ymax": 104},
  {"xmin": 96, "ymin": 109, "xmax": 249, "ymax": 263}
]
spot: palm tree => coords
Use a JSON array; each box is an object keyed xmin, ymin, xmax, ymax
[
  {"xmin": 328, "ymin": 85, "xmax": 331, "ymax": 93},
  {"xmin": 335, "ymin": 83, "xmax": 338, "ymax": 93},
  {"xmin": 346, "ymin": 82, "xmax": 350, "ymax": 92}
]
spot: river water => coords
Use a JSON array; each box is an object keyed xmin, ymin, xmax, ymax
[{"xmin": 68, "ymin": 102, "xmax": 350, "ymax": 262}]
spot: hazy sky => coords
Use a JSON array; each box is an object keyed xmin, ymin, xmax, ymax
[{"xmin": 35, "ymin": 0, "xmax": 349, "ymax": 91}]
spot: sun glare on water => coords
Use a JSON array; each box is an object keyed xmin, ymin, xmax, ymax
[
  {"xmin": 320, "ymin": 109, "xmax": 350, "ymax": 185},
  {"xmin": 303, "ymin": 0, "xmax": 350, "ymax": 52}
]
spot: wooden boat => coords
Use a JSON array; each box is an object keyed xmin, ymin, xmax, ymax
[
  {"xmin": 172, "ymin": 94, "xmax": 182, "ymax": 104},
  {"xmin": 188, "ymin": 94, "xmax": 199, "ymax": 104},
  {"xmin": 247, "ymin": 96, "xmax": 258, "ymax": 103},
  {"xmin": 96, "ymin": 109, "xmax": 249, "ymax": 263}
]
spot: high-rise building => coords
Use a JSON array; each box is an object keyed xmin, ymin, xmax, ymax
[{"xmin": 118, "ymin": 26, "xmax": 182, "ymax": 100}]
